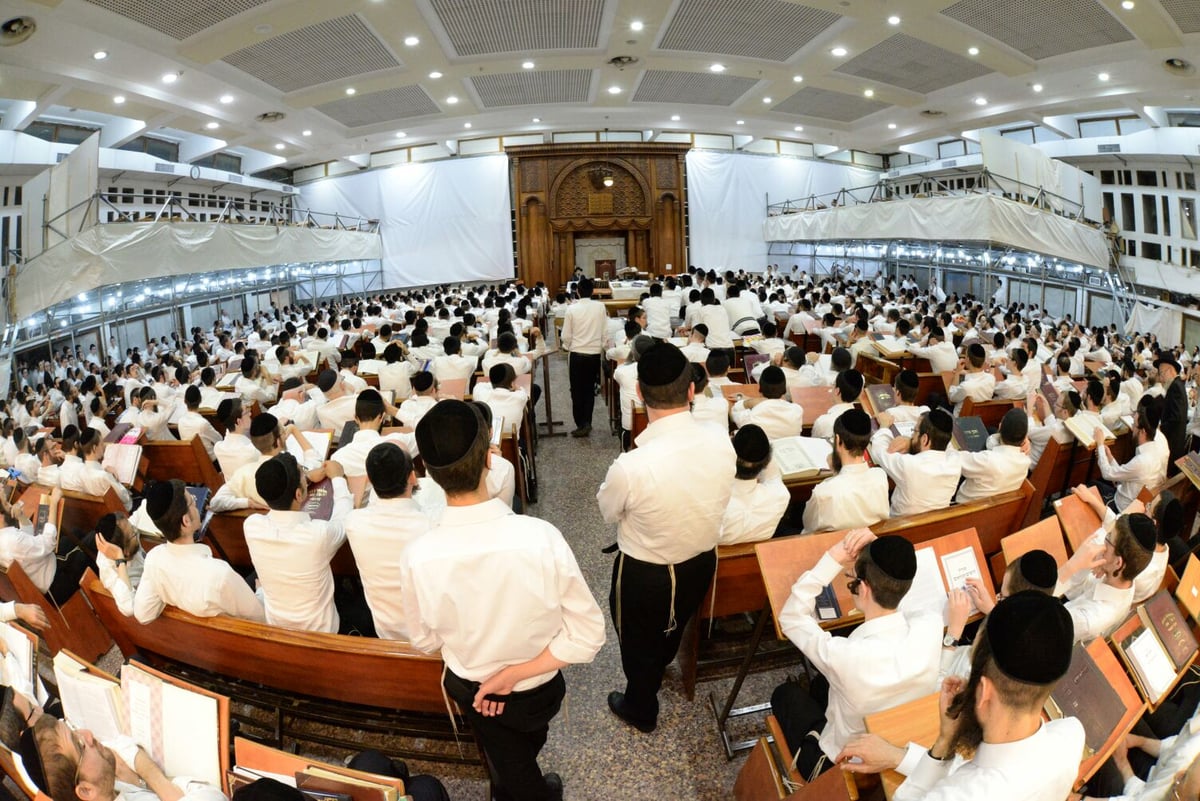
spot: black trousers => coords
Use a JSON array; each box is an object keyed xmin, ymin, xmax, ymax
[
  {"xmin": 444, "ymin": 669, "xmax": 564, "ymax": 801},
  {"xmin": 567, "ymin": 352, "xmax": 601, "ymax": 428},
  {"xmin": 48, "ymin": 549, "xmax": 93, "ymax": 606},
  {"xmin": 771, "ymin": 674, "xmax": 832, "ymax": 781},
  {"xmin": 608, "ymin": 549, "xmax": 716, "ymax": 722},
  {"xmin": 346, "ymin": 750, "xmax": 449, "ymax": 801}
]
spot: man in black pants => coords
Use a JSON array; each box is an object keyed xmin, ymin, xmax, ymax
[
  {"xmin": 1156, "ymin": 354, "xmax": 1188, "ymax": 474},
  {"xmin": 560, "ymin": 278, "xmax": 608, "ymax": 437}
]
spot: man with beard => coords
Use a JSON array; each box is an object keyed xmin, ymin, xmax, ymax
[
  {"xmin": 868, "ymin": 408, "xmax": 962, "ymax": 515},
  {"xmin": 801, "ymin": 408, "xmax": 889, "ymax": 533},
  {"xmin": 886, "ymin": 592, "xmax": 1083, "ymax": 800}
]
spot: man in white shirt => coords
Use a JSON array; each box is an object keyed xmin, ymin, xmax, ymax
[
  {"xmin": 560, "ymin": 278, "xmax": 608, "ymax": 437},
  {"xmin": 809, "ymin": 369, "xmax": 864, "ymax": 440},
  {"xmin": 908, "ymin": 326, "xmax": 958, "ymax": 374},
  {"xmin": 431, "ymin": 336, "xmax": 478, "ymax": 384},
  {"xmin": 397, "ymin": 371, "xmax": 438, "ymax": 430},
  {"xmin": 947, "ymin": 344, "xmax": 997, "ymax": 415},
  {"xmin": 77, "ymin": 429, "xmax": 133, "ymax": 512},
  {"xmin": 0, "ymin": 486, "xmax": 85, "ymax": 603},
  {"xmin": 597, "ymin": 342, "xmax": 735, "ymax": 733},
  {"xmin": 212, "ymin": 398, "xmax": 260, "ymax": 478},
  {"xmin": 869, "ymin": 409, "xmax": 961, "ymax": 516},
  {"xmin": 476, "ymin": 364, "xmax": 529, "ymax": 438},
  {"xmin": 176, "ymin": 386, "xmax": 222, "ymax": 462},
  {"xmin": 803, "ymin": 409, "xmax": 890, "ymax": 533},
  {"xmin": 730, "ymin": 366, "xmax": 803, "ymax": 440},
  {"xmin": 1095, "ymin": 400, "xmax": 1168, "ymax": 513},
  {"xmin": 135, "ymin": 387, "xmax": 177, "ymax": 442},
  {"xmin": 773, "ymin": 530, "xmax": 941, "ymax": 779},
  {"xmin": 1057, "ymin": 511, "xmax": 1154, "ymax": 642},
  {"xmin": 640, "ymin": 283, "xmax": 673, "ymax": 339},
  {"xmin": 718, "ymin": 425, "xmax": 789, "ymax": 544},
  {"xmin": 679, "ymin": 325, "xmax": 711, "ymax": 364},
  {"xmin": 313, "ymin": 369, "xmax": 360, "ymax": 438},
  {"xmin": 955, "ymin": 409, "xmax": 1032, "ymax": 504},
  {"xmin": 400, "ymin": 400, "xmax": 604, "ymax": 801},
  {"xmin": 330, "ymin": 390, "xmax": 416, "ymax": 479}
]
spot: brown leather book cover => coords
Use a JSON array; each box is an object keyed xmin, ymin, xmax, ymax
[
  {"xmin": 864, "ymin": 383, "xmax": 896, "ymax": 415},
  {"xmin": 1139, "ymin": 589, "xmax": 1199, "ymax": 671}
]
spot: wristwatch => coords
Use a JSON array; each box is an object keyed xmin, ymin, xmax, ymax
[
  {"xmin": 943, "ymin": 633, "xmax": 960, "ymax": 648},
  {"xmin": 115, "ymin": 558, "xmax": 127, "ymax": 567}
]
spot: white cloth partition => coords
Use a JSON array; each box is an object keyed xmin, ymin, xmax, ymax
[
  {"xmin": 1126, "ymin": 302, "xmax": 1182, "ymax": 347},
  {"xmin": 763, "ymin": 194, "xmax": 1111, "ymax": 269},
  {"xmin": 299, "ymin": 155, "xmax": 513, "ymax": 288}
]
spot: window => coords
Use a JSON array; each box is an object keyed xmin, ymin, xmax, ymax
[
  {"xmin": 1163, "ymin": 196, "xmax": 1171, "ymax": 237},
  {"xmin": 1188, "ymin": 173, "xmax": 1197, "ymax": 191},
  {"xmin": 1143, "ymin": 242, "xmax": 1162, "ymax": 260},
  {"xmin": 1103, "ymin": 192, "xmax": 1115, "ymax": 224},
  {"xmin": 1122, "ymin": 170, "xmax": 1133, "ymax": 186},
  {"xmin": 1137, "ymin": 170, "xmax": 1158, "ymax": 187},
  {"xmin": 1191, "ymin": 249, "xmax": 1200, "ymax": 267},
  {"xmin": 1121, "ymin": 193, "xmax": 1136, "ymax": 230},
  {"xmin": 23, "ymin": 121, "xmax": 99, "ymax": 144},
  {"xmin": 1079, "ymin": 118, "xmax": 1119, "ymax": 137},
  {"xmin": 118, "ymin": 136, "xmax": 180, "ymax": 163},
  {"xmin": 1142, "ymin": 195, "xmax": 1159, "ymax": 234},
  {"xmin": 1100, "ymin": 170, "xmax": 1116, "ymax": 185},
  {"xmin": 937, "ymin": 139, "xmax": 967, "ymax": 159},
  {"xmin": 1181, "ymin": 199, "xmax": 1196, "ymax": 240},
  {"xmin": 1127, "ymin": 240, "xmax": 1137, "ymax": 257}
]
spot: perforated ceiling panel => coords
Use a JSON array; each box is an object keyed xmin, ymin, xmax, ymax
[
  {"xmin": 658, "ymin": 0, "xmax": 841, "ymax": 61},
  {"xmin": 941, "ymin": 0, "xmax": 1132, "ymax": 60},
  {"xmin": 429, "ymin": 0, "xmax": 605, "ymax": 56},
  {"xmin": 316, "ymin": 86, "xmax": 440, "ymax": 127},
  {"xmin": 470, "ymin": 70, "xmax": 592, "ymax": 107},
  {"xmin": 772, "ymin": 86, "xmax": 888, "ymax": 122},
  {"xmin": 223, "ymin": 15, "xmax": 399, "ymax": 93},
  {"xmin": 632, "ymin": 70, "xmax": 757, "ymax": 106},
  {"xmin": 1161, "ymin": 0, "xmax": 1200, "ymax": 33},
  {"xmin": 835, "ymin": 34, "xmax": 991, "ymax": 94},
  {"xmin": 83, "ymin": 0, "xmax": 271, "ymax": 40}
]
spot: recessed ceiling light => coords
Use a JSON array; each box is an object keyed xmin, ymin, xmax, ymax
[
  {"xmin": 302, "ymin": 129, "xmax": 312, "ymax": 136},
  {"xmin": 345, "ymin": 87, "xmax": 356, "ymax": 96},
  {"xmin": 254, "ymin": 23, "xmax": 272, "ymax": 35},
  {"xmin": 161, "ymin": 71, "xmax": 179, "ymax": 84},
  {"xmin": 968, "ymin": 46, "xmax": 980, "ymax": 56},
  {"xmin": 888, "ymin": 123, "xmax": 897, "ymax": 129},
  {"xmin": 522, "ymin": 61, "xmax": 535, "ymax": 69},
  {"xmin": 219, "ymin": 94, "xmax": 234, "ymax": 104},
  {"xmin": 887, "ymin": 15, "xmax": 901, "ymax": 25},
  {"xmin": 446, "ymin": 95, "xmax": 458, "ymax": 104},
  {"xmin": 792, "ymin": 74, "xmax": 803, "ymax": 83},
  {"xmin": 463, "ymin": 122, "xmax": 472, "ymax": 128},
  {"xmin": 831, "ymin": 46, "xmax": 848, "ymax": 57},
  {"xmin": 531, "ymin": 117, "xmax": 541, "ymax": 123},
  {"xmin": 762, "ymin": 97, "xmax": 772, "ymax": 103},
  {"xmin": 403, "ymin": 35, "xmax": 419, "ymax": 46},
  {"xmin": 274, "ymin": 143, "xmax": 285, "ymax": 150},
  {"xmin": 670, "ymin": 114, "xmax": 680, "ymax": 121},
  {"xmin": 863, "ymin": 88, "xmax": 875, "ymax": 98},
  {"xmin": 974, "ymin": 96, "xmax": 988, "ymax": 106},
  {"xmin": 113, "ymin": 95, "xmax": 125, "ymax": 104},
  {"xmin": 736, "ymin": 119, "xmax": 744, "ymax": 125},
  {"xmin": 1098, "ymin": 72, "xmax": 1110, "ymax": 81},
  {"xmin": 1032, "ymin": 83, "xmax": 1043, "ymax": 92},
  {"xmin": 793, "ymin": 125, "xmax": 804, "ymax": 132},
  {"xmin": 396, "ymin": 131, "xmax": 406, "ymax": 138},
  {"xmin": 710, "ymin": 63, "xmax": 725, "ymax": 73},
  {"xmin": 205, "ymin": 121, "xmax": 219, "ymax": 130},
  {"xmin": 428, "ymin": 71, "xmax": 443, "ymax": 79},
  {"xmin": 630, "ymin": 20, "xmax": 644, "ymax": 31},
  {"xmin": 1121, "ymin": 0, "xmax": 1134, "ymax": 8},
  {"xmin": 93, "ymin": 50, "xmax": 108, "ymax": 60},
  {"xmin": 608, "ymin": 85, "xmax": 621, "ymax": 94}
]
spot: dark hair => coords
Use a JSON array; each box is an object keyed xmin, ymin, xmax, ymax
[
  {"xmin": 917, "ymin": 410, "xmax": 953, "ymax": 451},
  {"xmin": 1112, "ymin": 514, "xmax": 1153, "ymax": 581},
  {"xmin": 854, "ymin": 549, "xmax": 912, "ymax": 610},
  {"xmin": 354, "ymin": 390, "xmax": 386, "ymax": 423},
  {"xmin": 639, "ymin": 367, "xmax": 694, "ymax": 410},
  {"xmin": 833, "ymin": 413, "xmax": 870, "ymax": 456},
  {"xmin": 425, "ymin": 410, "xmax": 490, "ymax": 495}
]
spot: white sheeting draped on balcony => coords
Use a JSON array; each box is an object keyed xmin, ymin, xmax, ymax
[
  {"xmin": 763, "ymin": 194, "xmax": 1110, "ymax": 269},
  {"xmin": 14, "ymin": 222, "xmax": 381, "ymax": 320}
]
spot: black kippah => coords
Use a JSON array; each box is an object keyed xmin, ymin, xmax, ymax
[
  {"xmin": 216, "ymin": 398, "xmax": 236, "ymax": 423},
  {"xmin": 411, "ymin": 371, "xmax": 434, "ymax": 392},
  {"xmin": 868, "ymin": 536, "xmax": 917, "ymax": 581},
  {"xmin": 95, "ymin": 514, "xmax": 118, "ymax": 542},
  {"xmin": 897, "ymin": 370, "xmax": 919, "ymax": 391},
  {"xmin": 366, "ymin": 442, "xmax": 409, "ymax": 496},
  {"xmin": 1128, "ymin": 513, "xmax": 1158, "ymax": 553},
  {"xmin": 317, "ymin": 369, "xmax": 339, "ymax": 392},
  {"xmin": 415, "ymin": 399, "xmax": 481, "ymax": 468},
  {"xmin": 838, "ymin": 408, "xmax": 871, "ymax": 437},
  {"xmin": 638, "ymin": 342, "xmax": 688, "ymax": 387},
  {"xmin": 759, "ymin": 365, "xmax": 785, "ymax": 386},
  {"xmin": 987, "ymin": 591, "xmax": 1073, "ymax": 684},
  {"xmin": 249, "ymin": 412, "xmax": 278, "ymax": 438},
  {"xmin": 144, "ymin": 479, "xmax": 186, "ymax": 526},
  {"xmin": 927, "ymin": 408, "xmax": 954, "ymax": 434},
  {"xmin": 733, "ymin": 424, "xmax": 770, "ymax": 462},
  {"xmin": 255, "ymin": 454, "xmax": 299, "ymax": 507},
  {"xmin": 1016, "ymin": 549, "xmax": 1058, "ymax": 590}
]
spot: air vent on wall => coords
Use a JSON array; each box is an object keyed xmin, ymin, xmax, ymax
[
  {"xmin": 256, "ymin": 111, "xmax": 287, "ymax": 123},
  {"xmin": 1088, "ymin": 276, "xmax": 1102, "ymax": 287},
  {"xmin": 942, "ymin": 159, "xmax": 957, "ymax": 168},
  {"xmin": 227, "ymin": 173, "xmax": 243, "ymax": 183},
  {"xmin": 1164, "ymin": 57, "xmax": 1194, "ymax": 76},
  {"xmin": 920, "ymin": 109, "xmax": 946, "ymax": 118},
  {"xmin": 887, "ymin": 169, "xmax": 900, "ymax": 178},
  {"xmin": 1098, "ymin": 143, "xmax": 1121, "ymax": 153},
  {"xmin": 0, "ymin": 16, "xmax": 36, "ymax": 46},
  {"xmin": 154, "ymin": 163, "xmax": 176, "ymax": 173}
]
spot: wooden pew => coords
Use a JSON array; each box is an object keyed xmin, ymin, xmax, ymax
[
  {"xmin": 206, "ymin": 511, "xmax": 359, "ymax": 576},
  {"xmin": 873, "ymin": 480, "xmax": 1035, "ymax": 557},
  {"xmin": 854, "ymin": 352, "xmax": 901, "ymax": 387},
  {"xmin": 912, "ymin": 373, "xmax": 946, "ymax": 407},
  {"xmin": 991, "ymin": 516, "xmax": 1071, "ymax": 585},
  {"xmin": 1022, "ymin": 435, "xmax": 1071, "ymax": 527},
  {"xmin": 959, "ymin": 397, "xmax": 1019, "ymax": 430},
  {"xmin": 80, "ymin": 569, "xmax": 477, "ymax": 764},
  {"xmin": 20, "ymin": 485, "xmax": 126, "ymax": 538},
  {"xmin": 1054, "ymin": 484, "xmax": 1104, "ymax": 553},
  {"xmin": 142, "ymin": 435, "xmax": 225, "ymax": 490},
  {"xmin": 0, "ymin": 561, "xmax": 112, "ymax": 661}
]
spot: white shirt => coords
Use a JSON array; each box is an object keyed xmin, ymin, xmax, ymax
[
  {"xmin": 869, "ymin": 431, "xmax": 961, "ymax": 516},
  {"xmin": 597, "ymin": 412, "xmax": 736, "ymax": 564},
  {"xmin": 561, "ymin": 299, "xmax": 608, "ymax": 355},
  {"xmin": 242, "ymin": 477, "xmax": 352, "ymax": 633},
  {"xmin": 80, "ymin": 460, "xmax": 133, "ymax": 511},
  {"xmin": 947, "ymin": 371, "xmax": 997, "ymax": 414},
  {"xmin": 316, "ymin": 394, "xmax": 359, "ymax": 436},
  {"xmin": 1110, "ymin": 711, "xmax": 1200, "ymax": 801},
  {"xmin": 378, "ymin": 361, "xmax": 416, "ymax": 399},
  {"xmin": 177, "ymin": 411, "xmax": 222, "ymax": 460},
  {"xmin": 213, "ymin": 433, "xmax": 259, "ymax": 478},
  {"xmin": 115, "ymin": 775, "xmax": 228, "ymax": 801},
  {"xmin": 1061, "ymin": 569, "xmax": 1135, "ymax": 642},
  {"xmin": 345, "ymin": 496, "xmax": 431, "ymax": 640},
  {"xmin": 1098, "ymin": 440, "xmax": 1168, "ymax": 513},
  {"xmin": 909, "ymin": 341, "xmax": 958, "ymax": 374},
  {"xmin": 803, "ymin": 462, "xmax": 890, "ymax": 533},
  {"xmin": 894, "ymin": 717, "xmax": 1085, "ymax": 801},
  {"xmin": 414, "ymin": 454, "xmax": 517, "ymax": 519},
  {"xmin": 696, "ymin": 304, "xmax": 735, "ymax": 349},
  {"xmin": 955, "ymin": 445, "xmax": 1030, "ymax": 504},
  {"xmin": 431, "ymin": 353, "xmax": 477, "ymax": 383},
  {"xmin": 641, "ymin": 296, "xmax": 673, "ymax": 339},
  {"xmin": 330, "ymin": 429, "xmax": 418, "ymax": 477},
  {"xmin": 1134, "ymin": 546, "xmax": 1169, "ymax": 604},
  {"xmin": 780, "ymin": 552, "xmax": 942, "ymax": 760},
  {"xmin": 730, "ymin": 398, "xmax": 803, "ymax": 441},
  {"xmin": 809, "ymin": 401, "xmax": 854, "ymax": 441},
  {"xmin": 0, "ymin": 523, "xmax": 58, "ymax": 592},
  {"xmin": 399, "ymin": 498, "xmax": 605, "ymax": 691},
  {"xmin": 481, "ymin": 386, "xmax": 529, "ymax": 437},
  {"xmin": 718, "ymin": 471, "xmax": 790, "ymax": 545},
  {"xmin": 97, "ymin": 548, "xmax": 145, "ymax": 617},
  {"xmin": 134, "ymin": 541, "xmax": 265, "ymax": 623},
  {"xmin": 691, "ymin": 392, "xmax": 729, "ymax": 431}
]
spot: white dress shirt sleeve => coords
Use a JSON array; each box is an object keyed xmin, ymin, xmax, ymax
[
  {"xmin": 545, "ymin": 537, "xmax": 606, "ymax": 665},
  {"xmin": 596, "ymin": 460, "xmax": 630, "ymax": 525},
  {"xmin": 778, "ymin": 553, "xmax": 845, "ymax": 675}
]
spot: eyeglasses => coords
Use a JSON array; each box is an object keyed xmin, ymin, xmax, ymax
[{"xmin": 845, "ymin": 572, "xmax": 862, "ymax": 596}]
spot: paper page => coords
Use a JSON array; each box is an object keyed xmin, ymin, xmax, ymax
[
  {"xmin": 772, "ymin": 436, "xmax": 831, "ymax": 477},
  {"xmin": 287, "ymin": 431, "xmax": 332, "ymax": 462},
  {"xmin": 899, "ymin": 547, "xmax": 947, "ymax": 614},
  {"xmin": 1128, "ymin": 628, "xmax": 1176, "ymax": 701},
  {"xmin": 160, "ymin": 683, "xmax": 221, "ymax": 786},
  {"xmin": 124, "ymin": 677, "xmax": 155, "ymax": 760},
  {"xmin": 0, "ymin": 624, "xmax": 34, "ymax": 692},
  {"xmin": 52, "ymin": 654, "xmax": 125, "ymax": 742},
  {"xmin": 940, "ymin": 546, "xmax": 986, "ymax": 615}
]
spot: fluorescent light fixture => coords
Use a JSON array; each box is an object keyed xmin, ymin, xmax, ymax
[
  {"xmin": 522, "ymin": 61, "xmax": 534, "ymax": 69},
  {"xmin": 302, "ymin": 129, "xmax": 312, "ymax": 136},
  {"xmin": 403, "ymin": 35, "xmax": 419, "ymax": 46},
  {"xmin": 670, "ymin": 114, "xmax": 680, "ymax": 121},
  {"xmin": 887, "ymin": 15, "xmax": 900, "ymax": 25},
  {"xmin": 219, "ymin": 94, "xmax": 234, "ymax": 104},
  {"xmin": 274, "ymin": 143, "xmax": 285, "ymax": 150},
  {"xmin": 93, "ymin": 50, "xmax": 107, "ymax": 60},
  {"xmin": 446, "ymin": 95, "xmax": 458, "ymax": 104},
  {"xmin": 630, "ymin": 20, "xmax": 644, "ymax": 31},
  {"xmin": 608, "ymin": 85, "xmax": 621, "ymax": 94},
  {"xmin": 205, "ymin": 121, "xmax": 219, "ymax": 130},
  {"xmin": 710, "ymin": 63, "xmax": 725, "ymax": 72},
  {"xmin": 428, "ymin": 71, "xmax": 442, "ymax": 79},
  {"xmin": 968, "ymin": 46, "xmax": 980, "ymax": 55},
  {"xmin": 831, "ymin": 46, "xmax": 847, "ymax": 57},
  {"xmin": 345, "ymin": 87, "xmax": 356, "ymax": 95},
  {"xmin": 863, "ymin": 88, "xmax": 875, "ymax": 98},
  {"xmin": 161, "ymin": 71, "xmax": 179, "ymax": 83},
  {"xmin": 113, "ymin": 95, "xmax": 125, "ymax": 104}
]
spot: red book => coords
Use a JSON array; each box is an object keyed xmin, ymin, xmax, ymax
[{"xmin": 1139, "ymin": 589, "xmax": 1199, "ymax": 672}]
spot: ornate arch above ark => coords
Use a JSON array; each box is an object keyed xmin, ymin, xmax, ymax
[{"xmin": 509, "ymin": 142, "xmax": 689, "ymax": 290}]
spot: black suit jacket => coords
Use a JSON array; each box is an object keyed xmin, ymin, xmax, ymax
[{"xmin": 1161, "ymin": 377, "xmax": 1189, "ymax": 460}]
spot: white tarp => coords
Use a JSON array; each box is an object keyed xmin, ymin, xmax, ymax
[
  {"xmin": 763, "ymin": 193, "xmax": 1111, "ymax": 269},
  {"xmin": 14, "ymin": 222, "xmax": 380, "ymax": 320},
  {"xmin": 1126, "ymin": 301, "xmax": 1182, "ymax": 347},
  {"xmin": 299, "ymin": 155, "xmax": 513, "ymax": 288},
  {"xmin": 22, "ymin": 133, "xmax": 99, "ymax": 263},
  {"xmin": 686, "ymin": 149, "xmax": 879, "ymax": 271},
  {"xmin": 980, "ymin": 132, "xmax": 1102, "ymax": 221}
]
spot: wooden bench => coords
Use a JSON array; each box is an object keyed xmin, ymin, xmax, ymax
[
  {"xmin": 0, "ymin": 561, "xmax": 112, "ymax": 661},
  {"xmin": 142, "ymin": 435, "xmax": 225, "ymax": 490},
  {"xmin": 206, "ymin": 511, "xmax": 360, "ymax": 576},
  {"xmin": 990, "ymin": 516, "xmax": 1071, "ymax": 586},
  {"xmin": 80, "ymin": 570, "xmax": 478, "ymax": 765},
  {"xmin": 913, "ymin": 372, "xmax": 947, "ymax": 407},
  {"xmin": 1023, "ymin": 435, "xmax": 1070, "ymax": 527},
  {"xmin": 959, "ymin": 397, "xmax": 1019, "ymax": 430},
  {"xmin": 20, "ymin": 485, "xmax": 126, "ymax": 538},
  {"xmin": 854, "ymin": 352, "xmax": 901, "ymax": 387},
  {"xmin": 874, "ymin": 479, "xmax": 1035, "ymax": 557}
]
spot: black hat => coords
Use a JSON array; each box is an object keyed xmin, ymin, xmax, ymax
[
  {"xmin": 838, "ymin": 407, "xmax": 872, "ymax": 438},
  {"xmin": 733, "ymin": 424, "xmax": 771, "ymax": 463},
  {"xmin": 1128, "ymin": 513, "xmax": 1158, "ymax": 553},
  {"xmin": 415, "ymin": 399, "xmax": 483, "ymax": 468},
  {"xmin": 249, "ymin": 412, "xmax": 278, "ymax": 438},
  {"xmin": 1015, "ymin": 549, "xmax": 1058, "ymax": 590},
  {"xmin": 759, "ymin": 365, "xmax": 785, "ymax": 387},
  {"xmin": 411, "ymin": 371, "xmax": 434, "ymax": 392},
  {"xmin": 638, "ymin": 342, "xmax": 689, "ymax": 387},
  {"xmin": 896, "ymin": 370, "xmax": 919, "ymax": 391},
  {"xmin": 968, "ymin": 343, "xmax": 986, "ymax": 360},
  {"xmin": 216, "ymin": 397, "xmax": 239, "ymax": 426},
  {"xmin": 232, "ymin": 777, "xmax": 305, "ymax": 801},
  {"xmin": 95, "ymin": 513, "xmax": 118, "ymax": 543},
  {"xmin": 868, "ymin": 536, "xmax": 917, "ymax": 580},
  {"xmin": 926, "ymin": 407, "xmax": 954, "ymax": 435},
  {"xmin": 366, "ymin": 441, "xmax": 411, "ymax": 496},
  {"xmin": 1154, "ymin": 355, "xmax": 1180, "ymax": 373},
  {"xmin": 255, "ymin": 453, "xmax": 301, "ymax": 507},
  {"xmin": 784, "ymin": 346, "xmax": 806, "ymax": 368},
  {"xmin": 145, "ymin": 479, "xmax": 186, "ymax": 525},
  {"xmin": 986, "ymin": 591, "xmax": 1073, "ymax": 684},
  {"xmin": 316, "ymin": 369, "xmax": 339, "ymax": 392}
]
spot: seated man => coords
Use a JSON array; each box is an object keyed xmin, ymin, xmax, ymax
[
  {"xmin": 810, "ymin": 369, "xmax": 864, "ymax": 440},
  {"xmin": 886, "ymin": 369, "xmax": 930, "ymax": 427},
  {"xmin": 1094, "ymin": 399, "xmax": 1168, "ymax": 512},
  {"xmin": 244, "ymin": 454, "xmax": 354, "ymax": 634},
  {"xmin": 1056, "ymin": 510, "xmax": 1155, "ymax": 642},
  {"xmin": 76, "ymin": 429, "xmax": 133, "ymax": 512},
  {"xmin": 135, "ymin": 387, "xmax": 177, "ymax": 442},
  {"xmin": 473, "ymin": 364, "xmax": 530, "ymax": 439},
  {"xmin": 947, "ymin": 343, "xmax": 996, "ymax": 415},
  {"xmin": 398, "ymin": 372, "xmax": 438, "ymax": 429},
  {"xmin": 176, "ymin": 386, "xmax": 222, "ymax": 462},
  {"xmin": 730, "ymin": 366, "xmax": 803, "ymax": 441},
  {"xmin": 378, "ymin": 342, "xmax": 416, "ymax": 400},
  {"xmin": 869, "ymin": 409, "xmax": 961, "ymax": 516},
  {"xmin": 772, "ymin": 530, "xmax": 942, "ymax": 779},
  {"xmin": 718, "ymin": 425, "xmax": 789, "ymax": 544},
  {"xmin": 329, "ymin": 389, "xmax": 415, "ymax": 481},
  {"xmin": 690, "ymin": 364, "xmax": 729, "ymax": 432},
  {"xmin": 212, "ymin": 398, "xmax": 259, "ymax": 478},
  {"xmin": 313, "ymin": 369, "xmax": 359, "ymax": 438},
  {"xmin": 93, "ymin": 512, "xmax": 145, "ymax": 618},
  {"xmin": 955, "ymin": 409, "xmax": 1031, "ymax": 504},
  {"xmin": 210, "ymin": 414, "xmax": 319, "ymax": 512},
  {"xmin": 803, "ymin": 409, "xmax": 889, "ymax": 533},
  {"xmin": 133, "ymin": 479, "xmax": 265, "ymax": 623},
  {"xmin": 0, "ymin": 487, "xmax": 88, "ymax": 605},
  {"xmin": 431, "ymin": 336, "xmax": 478, "ymax": 384}
]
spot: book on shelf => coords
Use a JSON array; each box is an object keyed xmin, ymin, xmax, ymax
[
  {"xmin": 1063, "ymin": 416, "xmax": 1115, "ymax": 448},
  {"xmin": 771, "ymin": 436, "xmax": 832, "ymax": 480},
  {"xmin": 1046, "ymin": 643, "xmax": 1128, "ymax": 756},
  {"xmin": 951, "ymin": 416, "xmax": 988, "ymax": 453},
  {"xmin": 1138, "ymin": 589, "xmax": 1199, "ymax": 671}
]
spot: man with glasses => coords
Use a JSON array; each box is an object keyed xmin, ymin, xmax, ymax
[{"xmin": 770, "ymin": 529, "xmax": 942, "ymax": 780}]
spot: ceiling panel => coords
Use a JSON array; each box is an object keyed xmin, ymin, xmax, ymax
[
  {"xmin": 941, "ymin": 0, "xmax": 1133, "ymax": 60},
  {"xmin": 83, "ymin": 0, "xmax": 272, "ymax": 40},
  {"xmin": 58, "ymin": 89, "xmax": 160, "ymax": 122},
  {"xmin": 772, "ymin": 86, "xmax": 889, "ymax": 122},
  {"xmin": 1161, "ymin": 0, "xmax": 1200, "ymax": 33},
  {"xmin": 223, "ymin": 15, "xmax": 400, "ymax": 93},
  {"xmin": 429, "ymin": 0, "xmax": 606, "ymax": 56},
  {"xmin": 470, "ymin": 69, "xmax": 592, "ymax": 107},
  {"xmin": 316, "ymin": 85, "xmax": 441, "ymax": 127},
  {"xmin": 835, "ymin": 34, "xmax": 992, "ymax": 95},
  {"xmin": 657, "ymin": 0, "xmax": 841, "ymax": 61},
  {"xmin": 0, "ymin": 78, "xmax": 54, "ymax": 102},
  {"xmin": 632, "ymin": 70, "xmax": 757, "ymax": 106}
]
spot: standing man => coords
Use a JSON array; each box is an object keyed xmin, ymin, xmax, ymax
[
  {"xmin": 560, "ymin": 278, "xmax": 608, "ymax": 437},
  {"xmin": 597, "ymin": 342, "xmax": 736, "ymax": 732},
  {"xmin": 1156, "ymin": 354, "xmax": 1188, "ymax": 473},
  {"xmin": 400, "ymin": 401, "xmax": 604, "ymax": 801}
]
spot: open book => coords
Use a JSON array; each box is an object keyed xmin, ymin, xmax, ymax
[
  {"xmin": 102, "ymin": 443, "xmax": 143, "ymax": 486},
  {"xmin": 1063, "ymin": 416, "xmax": 1115, "ymax": 448},
  {"xmin": 771, "ymin": 436, "xmax": 831, "ymax": 480},
  {"xmin": 871, "ymin": 336, "xmax": 911, "ymax": 359},
  {"xmin": 287, "ymin": 430, "xmax": 333, "ymax": 462},
  {"xmin": 1117, "ymin": 624, "xmax": 1177, "ymax": 705}
]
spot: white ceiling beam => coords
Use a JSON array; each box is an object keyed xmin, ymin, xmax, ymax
[
  {"xmin": 238, "ymin": 150, "xmax": 286, "ymax": 176},
  {"xmin": 178, "ymin": 134, "xmax": 228, "ymax": 164},
  {"xmin": 1, "ymin": 86, "xmax": 70, "ymax": 131},
  {"xmin": 1038, "ymin": 115, "xmax": 1078, "ymax": 139},
  {"xmin": 98, "ymin": 117, "xmax": 146, "ymax": 148},
  {"xmin": 1137, "ymin": 105, "xmax": 1169, "ymax": 128}
]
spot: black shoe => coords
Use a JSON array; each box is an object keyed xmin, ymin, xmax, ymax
[
  {"xmin": 607, "ymin": 691, "xmax": 656, "ymax": 733},
  {"xmin": 570, "ymin": 426, "xmax": 591, "ymax": 438},
  {"xmin": 543, "ymin": 772, "xmax": 563, "ymax": 801}
]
